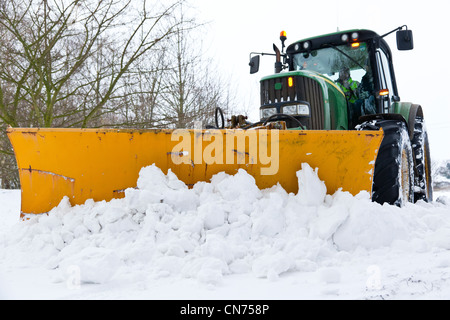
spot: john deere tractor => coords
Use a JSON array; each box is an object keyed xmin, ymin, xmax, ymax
[{"xmin": 249, "ymin": 26, "xmax": 433, "ymax": 206}]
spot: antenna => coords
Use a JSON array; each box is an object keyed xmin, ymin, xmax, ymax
[{"xmin": 336, "ymin": 0, "xmax": 340, "ymax": 32}]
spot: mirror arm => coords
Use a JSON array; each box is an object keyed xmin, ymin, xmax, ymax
[
  {"xmin": 250, "ymin": 52, "xmax": 276, "ymax": 59},
  {"xmin": 380, "ymin": 25, "xmax": 408, "ymax": 39}
]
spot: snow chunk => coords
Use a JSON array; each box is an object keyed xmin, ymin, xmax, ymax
[
  {"xmin": 296, "ymin": 163, "xmax": 327, "ymax": 206},
  {"xmin": 58, "ymin": 247, "xmax": 122, "ymax": 284},
  {"xmin": 252, "ymin": 252, "xmax": 295, "ymax": 279}
]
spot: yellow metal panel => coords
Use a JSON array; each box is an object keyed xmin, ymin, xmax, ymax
[{"xmin": 6, "ymin": 128, "xmax": 383, "ymax": 215}]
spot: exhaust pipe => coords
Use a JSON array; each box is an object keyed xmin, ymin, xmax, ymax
[{"xmin": 273, "ymin": 44, "xmax": 282, "ymax": 74}]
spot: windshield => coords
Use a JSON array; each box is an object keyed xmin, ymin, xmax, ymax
[{"xmin": 292, "ymin": 42, "xmax": 371, "ymax": 84}]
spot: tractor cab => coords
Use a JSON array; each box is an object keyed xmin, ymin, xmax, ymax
[
  {"xmin": 250, "ymin": 27, "xmax": 414, "ymax": 130},
  {"xmin": 288, "ymin": 33, "xmax": 376, "ymax": 128}
]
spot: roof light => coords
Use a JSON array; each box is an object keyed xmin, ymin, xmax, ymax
[
  {"xmin": 280, "ymin": 31, "xmax": 287, "ymax": 45},
  {"xmin": 341, "ymin": 34, "xmax": 349, "ymax": 42},
  {"xmin": 303, "ymin": 41, "xmax": 311, "ymax": 50},
  {"xmin": 351, "ymin": 32, "xmax": 359, "ymax": 41}
]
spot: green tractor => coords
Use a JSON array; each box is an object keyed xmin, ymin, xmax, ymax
[{"xmin": 249, "ymin": 26, "xmax": 433, "ymax": 206}]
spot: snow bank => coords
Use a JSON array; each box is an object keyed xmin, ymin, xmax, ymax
[{"xmin": 1, "ymin": 163, "xmax": 449, "ymax": 286}]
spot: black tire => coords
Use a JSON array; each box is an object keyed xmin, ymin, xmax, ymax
[
  {"xmin": 411, "ymin": 117, "xmax": 433, "ymax": 202},
  {"xmin": 358, "ymin": 119, "xmax": 414, "ymax": 206}
]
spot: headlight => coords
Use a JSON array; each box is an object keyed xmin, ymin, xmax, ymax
[
  {"xmin": 297, "ymin": 104, "xmax": 310, "ymax": 116},
  {"xmin": 283, "ymin": 105, "xmax": 298, "ymax": 115},
  {"xmin": 283, "ymin": 105, "xmax": 298, "ymax": 116},
  {"xmin": 282, "ymin": 104, "xmax": 310, "ymax": 116},
  {"xmin": 260, "ymin": 107, "xmax": 277, "ymax": 119}
]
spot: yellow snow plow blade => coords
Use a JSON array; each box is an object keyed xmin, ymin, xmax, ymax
[{"xmin": 7, "ymin": 127, "xmax": 383, "ymax": 215}]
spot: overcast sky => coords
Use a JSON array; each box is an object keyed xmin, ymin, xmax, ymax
[{"xmin": 190, "ymin": 0, "xmax": 450, "ymax": 161}]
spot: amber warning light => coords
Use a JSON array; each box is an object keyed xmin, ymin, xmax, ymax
[
  {"xmin": 280, "ymin": 31, "xmax": 287, "ymax": 54},
  {"xmin": 288, "ymin": 77, "xmax": 294, "ymax": 88}
]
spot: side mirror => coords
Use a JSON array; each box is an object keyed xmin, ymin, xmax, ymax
[
  {"xmin": 397, "ymin": 29, "xmax": 414, "ymax": 51},
  {"xmin": 249, "ymin": 55, "xmax": 260, "ymax": 74}
]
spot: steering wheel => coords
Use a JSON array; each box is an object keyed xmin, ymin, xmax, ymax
[{"xmin": 263, "ymin": 113, "xmax": 306, "ymax": 129}]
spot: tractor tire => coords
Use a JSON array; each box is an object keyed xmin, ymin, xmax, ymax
[
  {"xmin": 411, "ymin": 117, "xmax": 433, "ymax": 202},
  {"xmin": 358, "ymin": 119, "xmax": 414, "ymax": 206}
]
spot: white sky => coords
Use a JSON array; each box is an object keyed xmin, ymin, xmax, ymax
[{"xmin": 190, "ymin": 0, "xmax": 450, "ymax": 161}]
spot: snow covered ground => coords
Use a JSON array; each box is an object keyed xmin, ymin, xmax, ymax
[{"xmin": 1, "ymin": 163, "xmax": 450, "ymax": 301}]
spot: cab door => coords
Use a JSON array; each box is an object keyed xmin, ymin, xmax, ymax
[{"xmin": 374, "ymin": 44, "xmax": 400, "ymax": 114}]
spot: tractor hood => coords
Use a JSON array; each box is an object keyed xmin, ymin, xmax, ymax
[{"xmin": 259, "ymin": 70, "xmax": 347, "ymax": 130}]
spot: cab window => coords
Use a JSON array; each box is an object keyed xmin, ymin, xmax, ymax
[{"xmin": 375, "ymin": 48, "xmax": 395, "ymax": 113}]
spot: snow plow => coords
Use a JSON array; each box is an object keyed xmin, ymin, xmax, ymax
[
  {"xmin": 7, "ymin": 127, "xmax": 383, "ymax": 215},
  {"xmin": 7, "ymin": 26, "xmax": 432, "ymax": 216}
]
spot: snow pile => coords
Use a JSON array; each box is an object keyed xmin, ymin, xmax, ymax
[
  {"xmin": 1, "ymin": 163, "xmax": 450, "ymax": 287},
  {"xmin": 434, "ymin": 160, "xmax": 450, "ymax": 192}
]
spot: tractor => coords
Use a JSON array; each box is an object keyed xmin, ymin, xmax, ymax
[{"xmin": 248, "ymin": 26, "xmax": 432, "ymax": 205}]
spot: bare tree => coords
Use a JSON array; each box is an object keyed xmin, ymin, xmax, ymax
[
  {"xmin": 157, "ymin": 8, "xmax": 236, "ymax": 129},
  {"xmin": 104, "ymin": 46, "xmax": 169, "ymax": 129},
  {"xmin": 0, "ymin": 0, "xmax": 186, "ymax": 129}
]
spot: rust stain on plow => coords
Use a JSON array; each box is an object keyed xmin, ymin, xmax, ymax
[
  {"xmin": 22, "ymin": 167, "xmax": 75, "ymax": 182},
  {"xmin": 167, "ymin": 151, "xmax": 188, "ymax": 157},
  {"xmin": 232, "ymin": 149, "xmax": 250, "ymax": 156},
  {"xmin": 113, "ymin": 188, "xmax": 129, "ymax": 199},
  {"xmin": 18, "ymin": 166, "xmax": 76, "ymax": 215}
]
